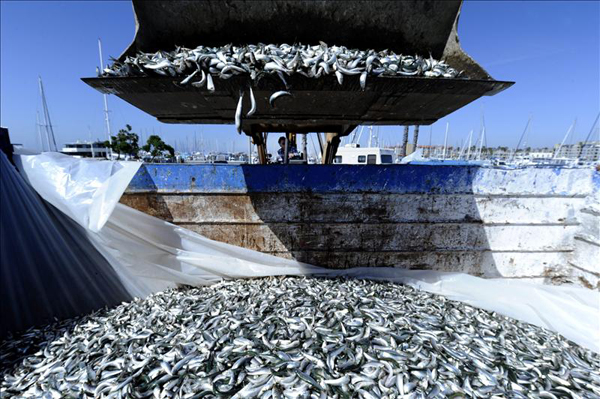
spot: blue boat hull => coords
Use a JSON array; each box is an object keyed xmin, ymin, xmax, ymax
[{"xmin": 121, "ymin": 164, "xmax": 599, "ymax": 287}]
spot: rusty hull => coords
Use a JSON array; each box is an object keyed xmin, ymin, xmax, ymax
[{"xmin": 118, "ymin": 164, "xmax": 599, "ymax": 288}]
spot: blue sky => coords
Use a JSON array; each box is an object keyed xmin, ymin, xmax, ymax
[{"xmin": 1, "ymin": 1, "xmax": 599, "ymax": 153}]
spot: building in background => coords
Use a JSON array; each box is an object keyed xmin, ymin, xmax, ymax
[{"xmin": 554, "ymin": 142, "xmax": 600, "ymax": 161}]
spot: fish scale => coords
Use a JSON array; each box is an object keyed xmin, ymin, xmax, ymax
[{"xmin": 1, "ymin": 276, "xmax": 599, "ymax": 398}]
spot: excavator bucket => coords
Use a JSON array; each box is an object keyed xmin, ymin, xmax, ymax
[{"xmin": 83, "ymin": 0, "xmax": 512, "ymax": 133}]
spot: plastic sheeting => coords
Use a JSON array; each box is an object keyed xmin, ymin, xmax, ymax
[
  {"xmin": 15, "ymin": 152, "xmax": 141, "ymax": 232},
  {"xmin": 0, "ymin": 152, "xmax": 133, "ymax": 338},
  {"xmin": 398, "ymin": 148, "xmax": 425, "ymax": 164},
  {"xmin": 13, "ymin": 151, "xmax": 600, "ymax": 353}
]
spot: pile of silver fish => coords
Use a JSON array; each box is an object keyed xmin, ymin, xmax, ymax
[
  {"xmin": 100, "ymin": 43, "xmax": 462, "ymax": 133},
  {"xmin": 101, "ymin": 43, "xmax": 462, "ymax": 85},
  {"xmin": 2, "ymin": 277, "xmax": 599, "ymax": 398}
]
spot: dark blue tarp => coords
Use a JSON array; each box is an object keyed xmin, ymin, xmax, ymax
[{"xmin": 0, "ymin": 152, "xmax": 132, "ymax": 339}]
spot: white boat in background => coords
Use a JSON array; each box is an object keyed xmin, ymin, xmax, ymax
[
  {"xmin": 61, "ymin": 141, "xmax": 109, "ymax": 158},
  {"xmin": 333, "ymin": 143, "xmax": 396, "ymax": 165}
]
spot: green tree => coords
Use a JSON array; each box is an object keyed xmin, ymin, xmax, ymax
[
  {"xmin": 142, "ymin": 135, "xmax": 175, "ymax": 162},
  {"xmin": 104, "ymin": 124, "xmax": 139, "ymax": 160}
]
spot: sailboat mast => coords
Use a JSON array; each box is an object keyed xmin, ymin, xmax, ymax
[
  {"xmin": 442, "ymin": 123, "xmax": 449, "ymax": 160},
  {"xmin": 38, "ymin": 76, "xmax": 58, "ymax": 151},
  {"xmin": 513, "ymin": 116, "xmax": 533, "ymax": 161},
  {"xmin": 98, "ymin": 38, "xmax": 112, "ymax": 145},
  {"xmin": 465, "ymin": 130, "xmax": 473, "ymax": 160},
  {"xmin": 36, "ymin": 111, "xmax": 45, "ymax": 152},
  {"xmin": 577, "ymin": 113, "xmax": 600, "ymax": 160},
  {"xmin": 477, "ymin": 111, "xmax": 486, "ymax": 160},
  {"xmin": 477, "ymin": 126, "xmax": 485, "ymax": 160}
]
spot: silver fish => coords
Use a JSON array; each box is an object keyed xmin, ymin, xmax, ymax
[
  {"xmin": 360, "ymin": 71, "xmax": 367, "ymax": 90},
  {"xmin": 101, "ymin": 43, "xmax": 464, "ymax": 129},
  {"xmin": 103, "ymin": 43, "xmax": 463, "ymax": 82},
  {"xmin": 180, "ymin": 68, "xmax": 199, "ymax": 85},
  {"xmin": 246, "ymin": 86, "xmax": 256, "ymax": 117},
  {"xmin": 191, "ymin": 69, "xmax": 207, "ymax": 88},
  {"xmin": 143, "ymin": 59, "xmax": 172, "ymax": 70},
  {"xmin": 269, "ymin": 91, "xmax": 292, "ymax": 108},
  {"xmin": 2, "ymin": 277, "xmax": 598, "ymax": 398},
  {"xmin": 335, "ymin": 70, "xmax": 344, "ymax": 85},
  {"xmin": 206, "ymin": 73, "xmax": 215, "ymax": 91},
  {"xmin": 235, "ymin": 91, "xmax": 244, "ymax": 133}
]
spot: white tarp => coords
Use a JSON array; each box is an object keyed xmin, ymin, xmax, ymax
[
  {"xmin": 15, "ymin": 152, "xmax": 141, "ymax": 232},
  {"xmin": 13, "ymin": 151, "xmax": 600, "ymax": 353},
  {"xmin": 398, "ymin": 148, "xmax": 424, "ymax": 164}
]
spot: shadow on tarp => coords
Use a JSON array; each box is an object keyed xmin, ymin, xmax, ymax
[{"xmin": 0, "ymin": 152, "xmax": 132, "ymax": 339}]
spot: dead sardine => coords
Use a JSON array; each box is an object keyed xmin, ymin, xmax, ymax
[
  {"xmin": 269, "ymin": 91, "xmax": 292, "ymax": 108},
  {"xmin": 247, "ymin": 86, "xmax": 256, "ymax": 117},
  {"xmin": 235, "ymin": 90, "xmax": 244, "ymax": 134}
]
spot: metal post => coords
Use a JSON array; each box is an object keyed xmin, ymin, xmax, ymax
[
  {"xmin": 302, "ymin": 134, "xmax": 308, "ymax": 162},
  {"xmin": 322, "ymin": 133, "xmax": 341, "ymax": 164},
  {"xmin": 412, "ymin": 125, "xmax": 420, "ymax": 155},
  {"xmin": 284, "ymin": 133, "xmax": 289, "ymax": 164},
  {"xmin": 316, "ymin": 132, "xmax": 324, "ymax": 158},
  {"xmin": 248, "ymin": 136, "xmax": 252, "ymax": 164},
  {"xmin": 252, "ymin": 132, "xmax": 268, "ymax": 164},
  {"xmin": 402, "ymin": 126, "xmax": 409, "ymax": 157},
  {"xmin": 264, "ymin": 132, "xmax": 268, "ymax": 163},
  {"xmin": 310, "ymin": 134, "xmax": 319, "ymax": 163}
]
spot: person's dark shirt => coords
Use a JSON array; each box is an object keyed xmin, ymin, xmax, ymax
[{"xmin": 278, "ymin": 145, "xmax": 298, "ymax": 158}]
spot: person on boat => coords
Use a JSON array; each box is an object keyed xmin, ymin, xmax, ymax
[{"xmin": 278, "ymin": 136, "xmax": 299, "ymax": 161}]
